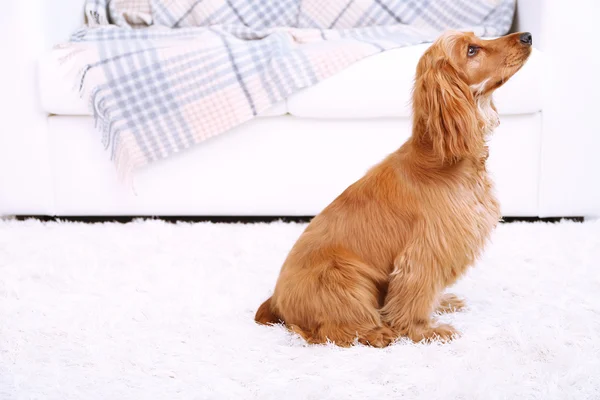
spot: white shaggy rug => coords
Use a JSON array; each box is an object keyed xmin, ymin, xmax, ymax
[{"xmin": 1, "ymin": 219, "xmax": 600, "ymax": 399}]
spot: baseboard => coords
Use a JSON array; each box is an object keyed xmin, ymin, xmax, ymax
[
  {"xmin": 501, "ymin": 216, "xmax": 584, "ymax": 223},
  {"xmin": 10, "ymin": 215, "xmax": 585, "ymax": 224}
]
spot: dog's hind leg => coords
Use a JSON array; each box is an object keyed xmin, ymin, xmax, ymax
[
  {"xmin": 276, "ymin": 248, "xmax": 396, "ymax": 347},
  {"xmin": 304, "ymin": 323, "xmax": 395, "ymax": 348}
]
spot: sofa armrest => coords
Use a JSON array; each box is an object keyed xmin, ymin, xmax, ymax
[
  {"xmin": 534, "ymin": 0, "xmax": 600, "ymax": 217},
  {"xmin": 42, "ymin": 0, "xmax": 86, "ymax": 48},
  {"xmin": 511, "ymin": 0, "xmax": 600, "ymax": 217},
  {"xmin": 0, "ymin": 1, "xmax": 82, "ymax": 215}
]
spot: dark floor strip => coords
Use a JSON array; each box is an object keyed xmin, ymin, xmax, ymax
[{"xmin": 11, "ymin": 216, "xmax": 584, "ymax": 224}]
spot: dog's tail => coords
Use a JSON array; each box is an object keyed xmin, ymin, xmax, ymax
[
  {"xmin": 254, "ymin": 296, "xmax": 281, "ymax": 325},
  {"xmin": 254, "ymin": 297, "xmax": 311, "ymax": 341},
  {"xmin": 254, "ymin": 298, "xmax": 312, "ymax": 343}
]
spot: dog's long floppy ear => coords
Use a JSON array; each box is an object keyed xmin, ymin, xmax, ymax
[{"xmin": 413, "ymin": 58, "xmax": 481, "ymax": 162}]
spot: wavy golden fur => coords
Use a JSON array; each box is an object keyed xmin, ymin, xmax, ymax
[{"xmin": 256, "ymin": 31, "xmax": 533, "ymax": 347}]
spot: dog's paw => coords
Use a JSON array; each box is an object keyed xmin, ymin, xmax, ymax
[
  {"xmin": 420, "ymin": 323, "xmax": 460, "ymax": 343},
  {"xmin": 358, "ymin": 326, "xmax": 396, "ymax": 348},
  {"xmin": 436, "ymin": 293, "xmax": 466, "ymax": 314}
]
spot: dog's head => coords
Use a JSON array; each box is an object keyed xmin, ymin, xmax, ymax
[
  {"xmin": 425, "ymin": 30, "xmax": 533, "ymax": 95},
  {"xmin": 413, "ymin": 31, "xmax": 532, "ymax": 162}
]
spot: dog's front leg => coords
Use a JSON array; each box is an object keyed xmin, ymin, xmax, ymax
[{"xmin": 381, "ymin": 252, "xmax": 459, "ymax": 342}]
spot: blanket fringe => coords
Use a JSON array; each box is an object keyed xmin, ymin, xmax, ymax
[{"xmin": 91, "ymin": 85, "xmax": 143, "ymax": 193}]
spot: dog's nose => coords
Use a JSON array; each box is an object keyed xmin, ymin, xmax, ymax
[{"xmin": 519, "ymin": 32, "xmax": 532, "ymax": 46}]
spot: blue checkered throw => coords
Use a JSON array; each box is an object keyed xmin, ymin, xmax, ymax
[{"xmin": 63, "ymin": 0, "xmax": 515, "ymax": 177}]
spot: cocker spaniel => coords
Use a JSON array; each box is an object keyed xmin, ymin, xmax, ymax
[{"xmin": 256, "ymin": 30, "xmax": 533, "ymax": 347}]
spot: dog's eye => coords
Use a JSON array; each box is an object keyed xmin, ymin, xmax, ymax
[{"xmin": 467, "ymin": 46, "xmax": 479, "ymax": 57}]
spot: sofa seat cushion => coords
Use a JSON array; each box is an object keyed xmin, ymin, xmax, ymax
[
  {"xmin": 46, "ymin": 114, "xmax": 542, "ymax": 216},
  {"xmin": 38, "ymin": 43, "xmax": 542, "ymax": 118}
]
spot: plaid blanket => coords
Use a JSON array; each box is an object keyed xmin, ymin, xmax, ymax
[{"xmin": 63, "ymin": 0, "xmax": 515, "ymax": 178}]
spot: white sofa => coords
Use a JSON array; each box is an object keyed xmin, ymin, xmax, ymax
[{"xmin": 1, "ymin": 0, "xmax": 599, "ymax": 218}]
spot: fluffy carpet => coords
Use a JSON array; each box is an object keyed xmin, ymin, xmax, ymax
[{"xmin": 1, "ymin": 219, "xmax": 599, "ymax": 399}]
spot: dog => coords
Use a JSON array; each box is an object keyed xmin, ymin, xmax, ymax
[{"xmin": 255, "ymin": 30, "xmax": 533, "ymax": 347}]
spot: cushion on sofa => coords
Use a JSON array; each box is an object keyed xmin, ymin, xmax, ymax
[
  {"xmin": 38, "ymin": 43, "xmax": 542, "ymax": 118},
  {"xmin": 287, "ymin": 44, "xmax": 543, "ymax": 118}
]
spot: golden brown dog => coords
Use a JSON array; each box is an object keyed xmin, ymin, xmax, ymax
[{"xmin": 256, "ymin": 30, "xmax": 533, "ymax": 347}]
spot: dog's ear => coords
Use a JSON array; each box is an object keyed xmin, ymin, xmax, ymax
[{"xmin": 414, "ymin": 60, "xmax": 481, "ymax": 162}]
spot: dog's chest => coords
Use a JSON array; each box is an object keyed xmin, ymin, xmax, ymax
[
  {"xmin": 465, "ymin": 172, "xmax": 500, "ymax": 237},
  {"xmin": 432, "ymin": 167, "xmax": 500, "ymax": 282}
]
